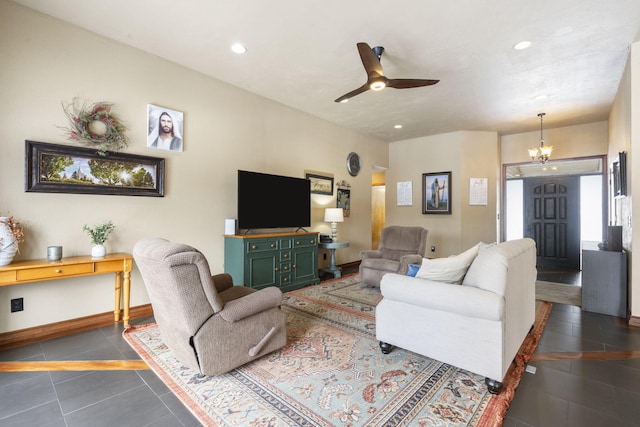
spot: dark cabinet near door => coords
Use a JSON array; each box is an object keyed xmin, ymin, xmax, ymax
[{"xmin": 581, "ymin": 242, "xmax": 627, "ymax": 317}]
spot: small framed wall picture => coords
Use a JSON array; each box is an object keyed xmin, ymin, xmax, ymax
[
  {"xmin": 147, "ymin": 104, "xmax": 184, "ymax": 152},
  {"xmin": 422, "ymin": 172, "xmax": 451, "ymax": 214},
  {"xmin": 337, "ymin": 187, "xmax": 351, "ymax": 217},
  {"xmin": 306, "ymin": 173, "xmax": 334, "ymax": 195}
]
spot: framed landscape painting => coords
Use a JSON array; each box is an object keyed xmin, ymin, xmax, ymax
[
  {"xmin": 25, "ymin": 140, "xmax": 165, "ymax": 197},
  {"xmin": 422, "ymin": 172, "xmax": 451, "ymax": 214}
]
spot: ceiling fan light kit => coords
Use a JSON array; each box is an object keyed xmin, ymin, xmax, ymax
[
  {"xmin": 334, "ymin": 42, "xmax": 439, "ymax": 103},
  {"xmin": 528, "ymin": 112, "xmax": 553, "ymax": 164}
]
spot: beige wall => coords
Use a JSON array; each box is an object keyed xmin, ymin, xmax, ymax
[
  {"xmin": 501, "ymin": 121, "xmax": 609, "ymax": 164},
  {"xmin": 610, "ymin": 40, "xmax": 638, "ymax": 317},
  {"xmin": 386, "ymin": 131, "xmax": 499, "ymax": 257},
  {"xmin": 0, "ymin": 2, "xmax": 388, "ymax": 332},
  {"xmin": 631, "ymin": 41, "xmax": 640, "ymax": 318}
]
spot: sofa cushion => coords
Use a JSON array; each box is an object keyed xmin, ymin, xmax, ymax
[
  {"xmin": 462, "ymin": 239, "xmax": 530, "ymax": 295},
  {"xmin": 415, "ymin": 243, "xmax": 479, "ymax": 284}
]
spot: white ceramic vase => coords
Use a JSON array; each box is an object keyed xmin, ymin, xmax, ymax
[
  {"xmin": 91, "ymin": 244, "xmax": 106, "ymax": 258},
  {"xmin": 0, "ymin": 217, "xmax": 19, "ymax": 266}
]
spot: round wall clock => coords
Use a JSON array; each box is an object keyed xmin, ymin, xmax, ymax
[{"xmin": 347, "ymin": 152, "xmax": 361, "ymax": 176}]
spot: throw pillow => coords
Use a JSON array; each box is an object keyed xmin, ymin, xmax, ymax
[
  {"xmin": 406, "ymin": 263, "xmax": 421, "ymax": 277},
  {"xmin": 415, "ymin": 243, "xmax": 479, "ymax": 284}
]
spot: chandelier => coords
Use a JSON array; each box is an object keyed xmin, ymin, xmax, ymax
[{"xmin": 528, "ymin": 112, "xmax": 553, "ymax": 164}]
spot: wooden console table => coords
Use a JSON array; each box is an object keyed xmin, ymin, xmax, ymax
[{"xmin": 0, "ymin": 253, "xmax": 133, "ymax": 327}]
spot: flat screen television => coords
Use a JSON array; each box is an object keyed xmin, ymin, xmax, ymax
[{"xmin": 237, "ymin": 170, "xmax": 311, "ymax": 231}]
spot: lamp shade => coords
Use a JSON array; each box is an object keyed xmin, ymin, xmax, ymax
[{"xmin": 324, "ymin": 208, "xmax": 344, "ymax": 223}]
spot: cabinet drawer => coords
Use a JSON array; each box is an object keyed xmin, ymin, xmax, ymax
[
  {"xmin": 16, "ymin": 263, "xmax": 94, "ymax": 281},
  {"xmin": 279, "ymin": 238, "xmax": 292, "ymax": 249},
  {"xmin": 279, "ymin": 273, "xmax": 292, "ymax": 286},
  {"xmin": 294, "ymin": 237, "xmax": 317, "ymax": 248},
  {"xmin": 246, "ymin": 240, "xmax": 278, "ymax": 253},
  {"xmin": 279, "ymin": 262, "xmax": 291, "ymax": 273}
]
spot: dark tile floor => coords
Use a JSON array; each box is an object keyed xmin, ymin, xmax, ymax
[
  {"xmin": 504, "ymin": 303, "xmax": 640, "ymax": 427},
  {"xmin": 1, "ymin": 266, "xmax": 638, "ymax": 426}
]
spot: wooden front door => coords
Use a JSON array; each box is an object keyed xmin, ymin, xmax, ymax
[{"xmin": 524, "ymin": 176, "xmax": 580, "ymax": 269}]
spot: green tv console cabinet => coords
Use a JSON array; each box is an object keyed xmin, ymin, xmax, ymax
[{"xmin": 224, "ymin": 232, "xmax": 319, "ymax": 292}]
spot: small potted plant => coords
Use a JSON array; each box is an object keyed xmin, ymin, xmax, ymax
[
  {"xmin": 0, "ymin": 213, "xmax": 25, "ymax": 266},
  {"xmin": 83, "ymin": 220, "xmax": 115, "ymax": 258}
]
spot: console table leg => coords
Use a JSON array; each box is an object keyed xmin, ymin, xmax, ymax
[
  {"xmin": 123, "ymin": 271, "xmax": 131, "ymax": 328},
  {"xmin": 114, "ymin": 272, "xmax": 122, "ymax": 322},
  {"xmin": 122, "ymin": 271, "xmax": 131, "ymax": 328}
]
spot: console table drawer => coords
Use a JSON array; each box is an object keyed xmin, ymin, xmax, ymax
[
  {"xmin": 16, "ymin": 263, "xmax": 94, "ymax": 281},
  {"xmin": 0, "ymin": 270, "xmax": 17, "ymax": 285}
]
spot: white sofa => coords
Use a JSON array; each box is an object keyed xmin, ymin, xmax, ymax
[{"xmin": 375, "ymin": 238, "xmax": 536, "ymax": 394}]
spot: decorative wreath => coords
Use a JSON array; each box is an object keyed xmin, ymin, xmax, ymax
[{"xmin": 62, "ymin": 98, "xmax": 129, "ymax": 155}]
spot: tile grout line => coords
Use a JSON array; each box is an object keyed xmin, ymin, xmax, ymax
[{"xmin": 531, "ymin": 349, "xmax": 640, "ymax": 361}]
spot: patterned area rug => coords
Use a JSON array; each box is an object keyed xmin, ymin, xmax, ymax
[{"xmin": 124, "ymin": 275, "xmax": 551, "ymax": 426}]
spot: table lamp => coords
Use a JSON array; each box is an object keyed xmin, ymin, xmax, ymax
[{"xmin": 324, "ymin": 208, "xmax": 344, "ymax": 242}]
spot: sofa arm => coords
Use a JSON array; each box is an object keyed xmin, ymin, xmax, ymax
[
  {"xmin": 360, "ymin": 250, "xmax": 382, "ymax": 259},
  {"xmin": 219, "ymin": 286, "xmax": 283, "ymax": 322},
  {"xmin": 380, "ymin": 273, "xmax": 504, "ymax": 321}
]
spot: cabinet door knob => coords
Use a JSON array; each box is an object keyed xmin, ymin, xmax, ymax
[
  {"xmin": 292, "ymin": 264, "xmax": 296, "ymax": 269},
  {"xmin": 295, "ymin": 241, "xmax": 300, "ymax": 245},
  {"xmin": 270, "ymin": 244, "xmax": 275, "ymax": 248},
  {"xmin": 275, "ymin": 267, "xmax": 279, "ymax": 272},
  {"xmin": 283, "ymin": 254, "xmax": 288, "ymax": 258},
  {"xmin": 284, "ymin": 266, "xmax": 289, "ymax": 270},
  {"xmin": 283, "ymin": 278, "xmax": 289, "ymax": 282},
  {"xmin": 310, "ymin": 239, "xmax": 315, "ymax": 244},
  {"xmin": 251, "ymin": 245, "xmax": 257, "ymax": 250},
  {"xmin": 55, "ymin": 269, "xmax": 62, "ymax": 273}
]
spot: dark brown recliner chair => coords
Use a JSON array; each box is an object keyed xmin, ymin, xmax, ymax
[
  {"xmin": 133, "ymin": 238, "xmax": 287, "ymax": 376},
  {"xmin": 359, "ymin": 226, "xmax": 428, "ymax": 286}
]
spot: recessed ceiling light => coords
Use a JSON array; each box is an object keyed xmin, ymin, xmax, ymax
[
  {"xmin": 394, "ymin": 124, "xmax": 403, "ymax": 129},
  {"xmin": 513, "ymin": 40, "xmax": 532, "ymax": 50},
  {"xmin": 231, "ymin": 43, "xmax": 247, "ymax": 54}
]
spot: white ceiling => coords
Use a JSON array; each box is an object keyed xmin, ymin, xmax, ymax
[{"xmin": 12, "ymin": 0, "xmax": 640, "ymax": 142}]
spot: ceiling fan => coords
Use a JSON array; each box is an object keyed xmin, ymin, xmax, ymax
[{"xmin": 334, "ymin": 42, "xmax": 439, "ymax": 103}]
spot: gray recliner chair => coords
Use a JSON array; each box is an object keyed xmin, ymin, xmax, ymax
[
  {"xmin": 359, "ymin": 226, "xmax": 428, "ymax": 286},
  {"xmin": 133, "ymin": 238, "xmax": 287, "ymax": 376}
]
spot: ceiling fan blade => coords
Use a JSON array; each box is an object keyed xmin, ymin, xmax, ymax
[
  {"xmin": 334, "ymin": 83, "xmax": 370, "ymax": 103},
  {"xmin": 387, "ymin": 78, "xmax": 439, "ymax": 89},
  {"xmin": 357, "ymin": 42, "xmax": 383, "ymax": 76}
]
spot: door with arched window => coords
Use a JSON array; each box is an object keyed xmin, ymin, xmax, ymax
[{"xmin": 524, "ymin": 176, "xmax": 581, "ymax": 269}]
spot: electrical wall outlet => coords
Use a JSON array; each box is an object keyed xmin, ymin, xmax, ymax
[{"xmin": 11, "ymin": 298, "xmax": 24, "ymax": 313}]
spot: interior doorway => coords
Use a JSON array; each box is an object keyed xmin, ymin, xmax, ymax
[
  {"xmin": 504, "ymin": 156, "xmax": 606, "ymax": 284},
  {"xmin": 371, "ymin": 167, "xmax": 386, "ymax": 250}
]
